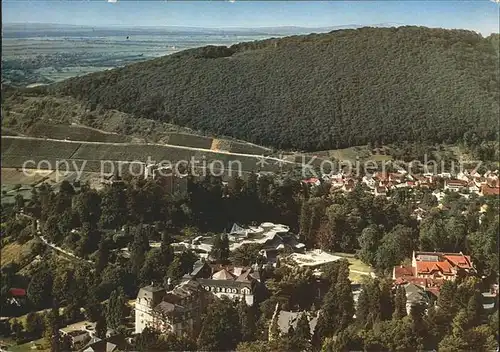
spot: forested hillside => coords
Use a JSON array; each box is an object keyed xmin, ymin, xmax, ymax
[{"xmin": 50, "ymin": 26, "xmax": 499, "ymax": 151}]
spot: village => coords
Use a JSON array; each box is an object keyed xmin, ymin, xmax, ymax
[{"xmin": 1, "ymin": 161, "xmax": 499, "ymax": 351}]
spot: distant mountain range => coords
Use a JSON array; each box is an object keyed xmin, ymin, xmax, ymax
[{"xmin": 3, "ymin": 22, "xmax": 405, "ymax": 38}]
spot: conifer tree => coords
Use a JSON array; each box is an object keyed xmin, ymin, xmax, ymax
[
  {"xmin": 466, "ymin": 290, "xmax": 484, "ymax": 328},
  {"xmin": 356, "ymin": 286, "xmax": 370, "ymax": 326},
  {"xmin": 393, "ymin": 286, "xmax": 407, "ymax": 320},
  {"xmin": 291, "ymin": 312, "xmax": 311, "ymax": 351},
  {"xmin": 238, "ymin": 298, "xmax": 256, "ymax": 342},
  {"xmin": 269, "ymin": 304, "xmax": 281, "ymax": 341},
  {"xmin": 44, "ymin": 306, "xmax": 61, "ymax": 352},
  {"xmin": 367, "ymin": 279, "xmax": 382, "ymax": 326},
  {"xmin": 335, "ymin": 272, "xmax": 354, "ymax": 331},
  {"xmin": 95, "ymin": 237, "xmax": 109, "ymax": 274},
  {"xmin": 210, "ymin": 234, "xmax": 230, "ymax": 263},
  {"xmin": 106, "ymin": 288, "xmax": 127, "ymax": 329},
  {"xmin": 315, "ymin": 283, "xmax": 338, "ymax": 340},
  {"xmin": 437, "ymin": 280, "xmax": 458, "ymax": 318},
  {"xmin": 197, "ymin": 297, "xmax": 242, "ymax": 351},
  {"xmin": 379, "ymin": 279, "xmax": 394, "ymax": 321},
  {"xmin": 315, "ymin": 259, "xmax": 353, "ymax": 340},
  {"xmin": 96, "ymin": 315, "xmax": 107, "ymax": 339},
  {"xmin": 451, "ymin": 309, "xmax": 469, "ymax": 338}
]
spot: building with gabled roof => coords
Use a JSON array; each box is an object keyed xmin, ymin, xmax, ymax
[
  {"xmin": 183, "ymin": 261, "xmax": 261, "ymax": 305},
  {"xmin": 393, "ymin": 251, "xmax": 475, "ymax": 294},
  {"xmin": 480, "ymin": 184, "xmax": 500, "ymax": 196},
  {"xmin": 134, "ymin": 280, "xmax": 209, "ymax": 336},
  {"xmin": 444, "ymin": 179, "xmax": 468, "ymax": 192},
  {"xmin": 80, "ymin": 334, "xmax": 129, "ymax": 352},
  {"xmin": 268, "ymin": 303, "xmax": 319, "ymax": 341}
]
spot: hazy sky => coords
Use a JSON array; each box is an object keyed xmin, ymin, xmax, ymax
[{"xmin": 3, "ymin": 0, "xmax": 499, "ymax": 35}]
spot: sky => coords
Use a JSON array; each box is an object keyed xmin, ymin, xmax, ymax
[{"xmin": 2, "ymin": 0, "xmax": 499, "ymax": 36}]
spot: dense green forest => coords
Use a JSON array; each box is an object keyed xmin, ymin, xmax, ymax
[{"xmin": 48, "ymin": 26, "xmax": 499, "ymax": 151}]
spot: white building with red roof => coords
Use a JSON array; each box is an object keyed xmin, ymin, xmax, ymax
[{"xmin": 393, "ymin": 251, "xmax": 475, "ymax": 294}]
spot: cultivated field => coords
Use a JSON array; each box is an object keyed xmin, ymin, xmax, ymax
[
  {"xmin": 0, "ymin": 137, "xmax": 291, "ymax": 177},
  {"xmin": 212, "ymin": 138, "xmax": 272, "ymax": 155},
  {"xmin": 27, "ymin": 123, "xmax": 130, "ymax": 143},
  {"xmin": 165, "ymin": 133, "xmax": 213, "ymax": 149}
]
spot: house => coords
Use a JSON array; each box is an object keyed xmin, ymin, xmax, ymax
[
  {"xmin": 482, "ymin": 292, "xmax": 497, "ymax": 316},
  {"xmin": 258, "ymin": 232, "xmax": 305, "ymax": 264},
  {"xmin": 7, "ymin": 288, "xmax": 26, "ymax": 307},
  {"xmin": 389, "ymin": 173, "xmax": 406, "ymax": 183},
  {"xmin": 480, "ymin": 184, "xmax": 500, "ymax": 197},
  {"xmin": 183, "ymin": 261, "xmax": 261, "ymax": 305},
  {"xmin": 80, "ymin": 335, "xmax": 129, "ymax": 352},
  {"xmin": 268, "ymin": 303, "xmax": 319, "ymax": 341},
  {"xmin": 412, "ymin": 207, "xmax": 427, "ymax": 222},
  {"xmin": 134, "ymin": 280, "xmax": 209, "ymax": 336},
  {"xmin": 468, "ymin": 181, "xmax": 481, "ymax": 194},
  {"xmin": 362, "ymin": 175, "xmax": 376, "ymax": 189},
  {"xmin": 60, "ymin": 330, "xmax": 90, "ymax": 348},
  {"xmin": 302, "ymin": 178, "xmax": 321, "ymax": 187},
  {"xmin": 393, "ymin": 251, "xmax": 475, "ymax": 292},
  {"xmin": 374, "ymin": 186, "xmax": 387, "ymax": 197},
  {"xmin": 329, "ymin": 174, "xmax": 345, "ymax": 189},
  {"xmin": 444, "ymin": 179, "xmax": 468, "ymax": 192},
  {"xmin": 60, "ymin": 322, "xmax": 96, "ymax": 349},
  {"xmin": 413, "ymin": 174, "xmax": 433, "ymax": 188},
  {"xmin": 401, "ymin": 283, "xmax": 434, "ymax": 314},
  {"xmin": 457, "ymin": 171, "xmax": 471, "ymax": 182},
  {"xmin": 486, "ymin": 176, "xmax": 499, "ymax": 188},
  {"xmin": 432, "ymin": 190, "xmax": 446, "ymax": 203},
  {"xmin": 374, "ymin": 172, "xmax": 389, "ymax": 182},
  {"xmin": 438, "ymin": 172, "xmax": 452, "ymax": 179},
  {"xmin": 342, "ymin": 178, "xmax": 356, "ymax": 192}
]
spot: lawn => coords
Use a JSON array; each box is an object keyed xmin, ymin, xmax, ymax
[
  {"xmin": 0, "ymin": 240, "xmax": 36, "ymax": 267},
  {"xmin": 348, "ymin": 271, "xmax": 366, "ymax": 284},
  {"xmin": 1, "ymin": 168, "xmax": 54, "ymax": 186},
  {"xmin": 332, "ymin": 252, "xmax": 373, "ymax": 273},
  {"xmin": 8, "ymin": 337, "xmax": 47, "ymax": 352}
]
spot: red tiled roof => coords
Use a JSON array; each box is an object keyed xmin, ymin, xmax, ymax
[
  {"xmin": 375, "ymin": 172, "xmax": 389, "ymax": 181},
  {"xmin": 394, "ymin": 266, "xmax": 414, "ymax": 278},
  {"xmin": 416, "ymin": 260, "xmax": 454, "ymax": 275},
  {"xmin": 389, "ymin": 173, "xmax": 405, "ymax": 180},
  {"xmin": 425, "ymin": 287, "xmax": 440, "ymax": 297},
  {"xmin": 9, "ymin": 288, "xmax": 26, "ymax": 297},
  {"xmin": 345, "ymin": 178, "xmax": 355, "ymax": 185},
  {"xmin": 446, "ymin": 179, "xmax": 468, "ymax": 187},
  {"xmin": 444, "ymin": 255, "xmax": 473, "ymax": 269},
  {"xmin": 394, "ymin": 277, "xmax": 408, "ymax": 285},
  {"xmin": 482, "ymin": 185, "xmax": 500, "ymax": 196},
  {"xmin": 303, "ymin": 178, "xmax": 319, "ymax": 184},
  {"xmin": 487, "ymin": 178, "xmax": 498, "ymax": 188}
]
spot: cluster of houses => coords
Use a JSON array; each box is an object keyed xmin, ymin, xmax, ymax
[
  {"xmin": 303, "ymin": 168, "xmax": 500, "ymax": 198},
  {"xmin": 392, "ymin": 251, "xmax": 498, "ymax": 317},
  {"xmin": 133, "ymin": 243, "xmax": 497, "ymax": 339}
]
